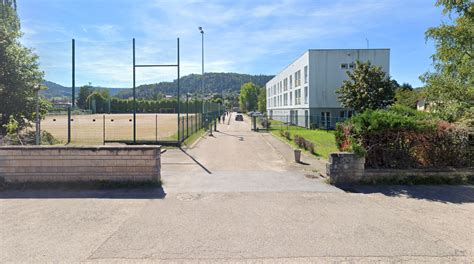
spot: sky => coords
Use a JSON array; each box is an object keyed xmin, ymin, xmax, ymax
[{"xmin": 18, "ymin": 0, "xmax": 446, "ymax": 88}]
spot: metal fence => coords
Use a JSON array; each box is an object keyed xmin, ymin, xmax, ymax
[
  {"xmin": 252, "ymin": 114, "xmax": 349, "ymax": 131},
  {"xmin": 40, "ymin": 101, "xmax": 222, "ymax": 145}
]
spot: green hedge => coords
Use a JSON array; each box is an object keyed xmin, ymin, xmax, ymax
[{"xmin": 336, "ymin": 105, "xmax": 472, "ymax": 169}]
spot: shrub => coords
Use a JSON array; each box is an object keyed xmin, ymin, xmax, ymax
[
  {"xmin": 261, "ymin": 119, "xmax": 271, "ymax": 129},
  {"xmin": 336, "ymin": 106, "xmax": 471, "ymax": 169},
  {"xmin": 1, "ymin": 130, "xmax": 61, "ymax": 146},
  {"xmin": 280, "ymin": 130, "xmax": 291, "ymax": 140},
  {"xmin": 294, "ymin": 135, "xmax": 316, "ymax": 154}
]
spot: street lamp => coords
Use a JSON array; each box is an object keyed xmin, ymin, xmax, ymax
[{"xmin": 198, "ymin": 26, "xmax": 211, "ymax": 135}]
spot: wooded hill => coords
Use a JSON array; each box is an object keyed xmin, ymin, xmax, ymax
[{"xmin": 42, "ymin": 72, "xmax": 274, "ymax": 100}]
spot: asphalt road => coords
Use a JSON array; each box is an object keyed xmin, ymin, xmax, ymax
[{"xmin": 1, "ymin": 113, "xmax": 473, "ymax": 263}]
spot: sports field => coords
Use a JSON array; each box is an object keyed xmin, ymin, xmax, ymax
[{"xmin": 41, "ymin": 113, "xmax": 199, "ymax": 144}]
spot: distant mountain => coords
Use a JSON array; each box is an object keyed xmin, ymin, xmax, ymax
[
  {"xmin": 41, "ymin": 81, "xmax": 125, "ymax": 99},
  {"xmin": 114, "ymin": 72, "xmax": 274, "ymax": 99},
  {"xmin": 42, "ymin": 72, "xmax": 274, "ymax": 100},
  {"xmin": 41, "ymin": 81, "xmax": 72, "ymax": 98}
]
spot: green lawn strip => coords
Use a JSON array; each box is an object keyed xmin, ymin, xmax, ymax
[
  {"xmin": 268, "ymin": 121, "xmax": 338, "ymax": 159},
  {"xmin": 182, "ymin": 128, "xmax": 206, "ymax": 147}
]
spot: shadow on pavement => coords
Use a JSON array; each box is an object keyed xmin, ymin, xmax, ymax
[
  {"xmin": 344, "ymin": 185, "xmax": 474, "ymax": 204},
  {"xmin": 179, "ymin": 147, "xmax": 212, "ymax": 174},
  {"xmin": 0, "ymin": 186, "xmax": 167, "ymax": 199},
  {"xmin": 215, "ymin": 131, "xmax": 245, "ymax": 140}
]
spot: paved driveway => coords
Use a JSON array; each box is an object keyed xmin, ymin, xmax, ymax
[{"xmin": 161, "ymin": 113, "xmax": 338, "ymax": 193}]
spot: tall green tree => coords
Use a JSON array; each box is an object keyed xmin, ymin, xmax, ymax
[
  {"xmin": 421, "ymin": 0, "xmax": 473, "ymax": 122},
  {"xmin": 0, "ymin": 2, "xmax": 45, "ymax": 133},
  {"xmin": 239, "ymin": 82, "xmax": 259, "ymax": 112},
  {"xmin": 336, "ymin": 61, "xmax": 395, "ymax": 112}
]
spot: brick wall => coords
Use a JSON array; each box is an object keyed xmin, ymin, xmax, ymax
[{"xmin": 0, "ymin": 146, "xmax": 161, "ymax": 183}]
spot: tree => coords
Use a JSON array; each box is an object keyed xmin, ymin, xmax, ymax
[
  {"xmin": 400, "ymin": 83, "xmax": 413, "ymax": 90},
  {"xmin": 77, "ymin": 84, "xmax": 93, "ymax": 109},
  {"xmin": 0, "ymin": 2, "xmax": 45, "ymax": 133},
  {"xmin": 257, "ymin": 86, "xmax": 266, "ymax": 113},
  {"xmin": 336, "ymin": 61, "xmax": 395, "ymax": 112},
  {"xmin": 239, "ymin": 82, "xmax": 259, "ymax": 112},
  {"xmin": 421, "ymin": 0, "xmax": 473, "ymax": 122},
  {"xmin": 395, "ymin": 88, "xmax": 423, "ymax": 109},
  {"xmin": 86, "ymin": 89, "xmax": 110, "ymax": 113}
]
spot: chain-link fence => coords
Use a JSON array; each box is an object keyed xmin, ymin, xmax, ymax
[
  {"xmin": 252, "ymin": 114, "xmax": 349, "ymax": 131},
  {"xmin": 41, "ymin": 101, "xmax": 221, "ymax": 145}
]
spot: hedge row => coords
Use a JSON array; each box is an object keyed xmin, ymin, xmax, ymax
[{"xmin": 335, "ymin": 105, "xmax": 472, "ymax": 169}]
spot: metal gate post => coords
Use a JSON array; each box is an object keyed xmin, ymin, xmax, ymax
[{"xmin": 67, "ymin": 106, "xmax": 71, "ymax": 144}]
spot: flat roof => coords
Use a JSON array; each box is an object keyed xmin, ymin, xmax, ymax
[{"xmin": 266, "ymin": 48, "xmax": 390, "ymax": 85}]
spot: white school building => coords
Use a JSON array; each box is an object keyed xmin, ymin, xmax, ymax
[{"xmin": 266, "ymin": 49, "xmax": 390, "ymax": 128}]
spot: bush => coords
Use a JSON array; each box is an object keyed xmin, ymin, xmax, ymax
[
  {"xmin": 294, "ymin": 135, "xmax": 316, "ymax": 154},
  {"xmin": 280, "ymin": 130, "xmax": 291, "ymax": 140},
  {"xmin": 261, "ymin": 119, "xmax": 271, "ymax": 129},
  {"xmin": 336, "ymin": 106, "xmax": 471, "ymax": 169},
  {"xmin": 0, "ymin": 130, "xmax": 61, "ymax": 145}
]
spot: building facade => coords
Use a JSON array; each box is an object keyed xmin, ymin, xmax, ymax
[{"xmin": 266, "ymin": 49, "xmax": 390, "ymax": 128}]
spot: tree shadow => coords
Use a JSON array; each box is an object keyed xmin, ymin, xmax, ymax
[
  {"xmin": 342, "ymin": 184, "xmax": 474, "ymax": 204},
  {"xmin": 0, "ymin": 182, "xmax": 167, "ymax": 199}
]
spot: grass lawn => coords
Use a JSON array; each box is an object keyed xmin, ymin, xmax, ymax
[
  {"xmin": 182, "ymin": 128, "xmax": 206, "ymax": 147},
  {"xmin": 269, "ymin": 120, "xmax": 338, "ymax": 159}
]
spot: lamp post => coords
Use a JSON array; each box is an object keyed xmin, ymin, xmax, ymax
[{"xmin": 198, "ymin": 26, "xmax": 210, "ymax": 135}]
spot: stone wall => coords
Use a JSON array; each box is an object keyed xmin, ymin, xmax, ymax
[
  {"xmin": 326, "ymin": 152, "xmax": 365, "ymax": 185},
  {"xmin": 327, "ymin": 152, "xmax": 474, "ymax": 185},
  {"xmin": 0, "ymin": 145, "xmax": 161, "ymax": 183}
]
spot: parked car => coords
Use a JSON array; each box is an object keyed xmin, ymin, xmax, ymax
[{"xmin": 235, "ymin": 114, "xmax": 244, "ymax": 121}]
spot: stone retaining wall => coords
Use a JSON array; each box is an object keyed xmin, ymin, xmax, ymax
[
  {"xmin": 0, "ymin": 145, "xmax": 161, "ymax": 183},
  {"xmin": 327, "ymin": 152, "xmax": 474, "ymax": 185}
]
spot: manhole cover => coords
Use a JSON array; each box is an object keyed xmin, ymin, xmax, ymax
[{"xmin": 176, "ymin": 193, "xmax": 201, "ymax": 201}]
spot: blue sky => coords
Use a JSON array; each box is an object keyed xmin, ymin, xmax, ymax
[{"xmin": 18, "ymin": 0, "xmax": 445, "ymax": 88}]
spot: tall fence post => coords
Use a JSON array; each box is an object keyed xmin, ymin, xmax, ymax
[
  {"xmin": 102, "ymin": 114, "xmax": 105, "ymax": 145},
  {"xmin": 67, "ymin": 106, "xmax": 71, "ymax": 144}
]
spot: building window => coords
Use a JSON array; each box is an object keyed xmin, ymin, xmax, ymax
[
  {"xmin": 349, "ymin": 63, "xmax": 355, "ymax": 69},
  {"xmin": 284, "ymin": 93, "xmax": 288, "ymax": 106},
  {"xmin": 321, "ymin": 112, "xmax": 330, "ymax": 128},
  {"xmin": 348, "ymin": 110, "xmax": 354, "ymax": 118},
  {"xmin": 295, "ymin": 89, "xmax": 301, "ymax": 105},
  {"xmin": 289, "ymin": 92, "xmax": 293, "ymax": 105},
  {"xmin": 304, "ymin": 66, "xmax": 308, "ymax": 84},
  {"xmin": 283, "ymin": 78, "xmax": 288, "ymax": 91},
  {"xmin": 304, "ymin": 86, "xmax": 308, "ymax": 104},
  {"xmin": 295, "ymin": 70, "xmax": 301, "ymax": 87},
  {"xmin": 280, "ymin": 81, "xmax": 282, "ymax": 93},
  {"xmin": 341, "ymin": 63, "xmax": 348, "ymax": 69},
  {"xmin": 289, "ymin": 75, "xmax": 293, "ymax": 89},
  {"xmin": 340, "ymin": 111, "xmax": 345, "ymax": 118}
]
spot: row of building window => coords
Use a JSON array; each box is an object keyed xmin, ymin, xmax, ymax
[
  {"xmin": 267, "ymin": 86, "xmax": 308, "ymax": 108},
  {"xmin": 267, "ymin": 65, "xmax": 308, "ymax": 98},
  {"xmin": 341, "ymin": 63, "xmax": 356, "ymax": 70}
]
